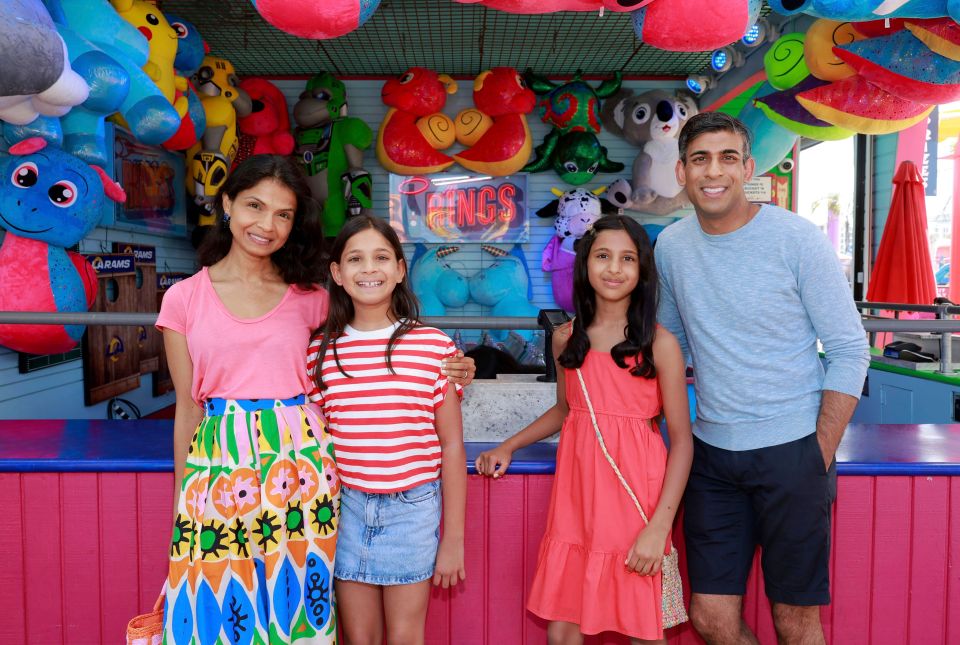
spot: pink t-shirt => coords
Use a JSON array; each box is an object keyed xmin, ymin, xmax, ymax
[{"xmin": 156, "ymin": 267, "xmax": 328, "ymax": 405}]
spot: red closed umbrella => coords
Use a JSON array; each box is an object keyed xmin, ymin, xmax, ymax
[{"xmin": 866, "ymin": 160, "xmax": 937, "ymax": 305}]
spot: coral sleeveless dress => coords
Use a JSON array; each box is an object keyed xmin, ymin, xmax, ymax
[{"xmin": 527, "ymin": 349, "xmax": 669, "ymax": 640}]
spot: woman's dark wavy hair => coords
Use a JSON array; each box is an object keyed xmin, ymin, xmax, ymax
[
  {"xmin": 312, "ymin": 215, "xmax": 421, "ymax": 390},
  {"xmin": 558, "ymin": 214, "xmax": 658, "ymax": 379},
  {"xmin": 197, "ymin": 154, "xmax": 325, "ymax": 289}
]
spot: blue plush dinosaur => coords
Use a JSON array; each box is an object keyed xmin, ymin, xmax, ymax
[
  {"xmin": 409, "ymin": 245, "xmax": 470, "ymax": 317},
  {"xmin": 469, "ymin": 245, "xmax": 541, "ymax": 341}
]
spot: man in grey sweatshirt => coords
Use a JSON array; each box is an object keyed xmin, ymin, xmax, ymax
[{"xmin": 655, "ymin": 112, "xmax": 869, "ymax": 645}]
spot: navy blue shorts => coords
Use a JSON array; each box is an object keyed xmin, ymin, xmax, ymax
[{"xmin": 683, "ymin": 433, "xmax": 837, "ymax": 606}]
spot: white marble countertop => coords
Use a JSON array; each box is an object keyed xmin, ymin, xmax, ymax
[{"xmin": 461, "ymin": 373, "xmax": 559, "ymax": 443}]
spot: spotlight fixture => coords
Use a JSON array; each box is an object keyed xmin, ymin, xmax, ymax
[
  {"xmin": 685, "ymin": 75, "xmax": 714, "ymax": 95},
  {"xmin": 709, "ymin": 46, "xmax": 744, "ymax": 73},
  {"xmin": 741, "ymin": 18, "xmax": 773, "ymax": 47}
]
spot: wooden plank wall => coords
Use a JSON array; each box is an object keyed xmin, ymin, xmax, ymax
[{"xmin": 0, "ymin": 473, "xmax": 956, "ymax": 644}]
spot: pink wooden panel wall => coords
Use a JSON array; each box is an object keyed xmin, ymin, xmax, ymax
[{"xmin": 1, "ymin": 473, "xmax": 958, "ymax": 644}]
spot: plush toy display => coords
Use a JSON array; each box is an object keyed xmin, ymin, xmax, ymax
[
  {"xmin": 2, "ymin": 116, "xmax": 63, "ymax": 147},
  {"xmin": 0, "ymin": 0, "xmax": 89, "ymax": 125},
  {"xmin": 738, "ymin": 83, "xmax": 799, "ymax": 174},
  {"xmin": 804, "ymin": 19, "xmax": 865, "ymax": 81},
  {"xmin": 906, "ymin": 18, "xmax": 960, "ymax": 60},
  {"xmin": 523, "ymin": 71, "xmax": 624, "ymax": 185},
  {"xmin": 110, "ymin": 0, "xmax": 187, "ymax": 115},
  {"xmin": 56, "ymin": 0, "xmax": 181, "ymax": 145},
  {"xmin": 55, "ymin": 25, "xmax": 131, "ymax": 166},
  {"xmin": 765, "ymin": 33, "xmax": 812, "ymax": 90},
  {"xmin": 600, "ymin": 88, "xmax": 697, "ymax": 213},
  {"xmin": 469, "ymin": 245, "xmax": 540, "ymax": 341},
  {"xmin": 796, "ymin": 74, "xmax": 934, "ymax": 134},
  {"xmin": 633, "ymin": 0, "xmax": 761, "ymax": 52},
  {"xmin": 755, "ymin": 76, "xmax": 855, "ymax": 140},
  {"xmin": 376, "ymin": 67, "xmax": 459, "ymax": 175},
  {"xmin": 452, "ymin": 67, "xmax": 536, "ymax": 176},
  {"xmin": 234, "ymin": 78, "xmax": 295, "ymax": 166},
  {"xmin": 0, "ymin": 137, "xmax": 126, "ymax": 354},
  {"xmin": 834, "ymin": 28, "xmax": 960, "ymax": 104},
  {"xmin": 456, "ymin": 1, "xmax": 654, "ymax": 12},
  {"xmin": 294, "ymin": 72, "xmax": 373, "ymax": 237},
  {"xmin": 249, "ymin": 0, "xmax": 382, "ymax": 39},
  {"xmin": 768, "ymin": 0, "xmax": 959, "ymax": 21},
  {"xmin": 409, "ymin": 245, "xmax": 470, "ymax": 317},
  {"xmin": 538, "ymin": 187, "xmax": 616, "ymax": 312},
  {"xmin": 185, "ymin": 55, "xmax": 252, "ymax": 226},
  {"xmin": 161, "ymin": 12, "xmax": 206, "ymax": 151}
]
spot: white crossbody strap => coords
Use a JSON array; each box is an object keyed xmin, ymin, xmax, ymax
[{"xmin": 575, "ymin": 367, "xmax": 650, "ymax": 525}]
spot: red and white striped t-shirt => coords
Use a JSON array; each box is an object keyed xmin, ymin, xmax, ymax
[{"xmin": 306, "ymin": 322, "xmax": 462, "ymax": 493}]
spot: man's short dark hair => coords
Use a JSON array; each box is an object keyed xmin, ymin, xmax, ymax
[{"xmin": 678, "ymin": 112, "xmax": 753, "ymax": 163}]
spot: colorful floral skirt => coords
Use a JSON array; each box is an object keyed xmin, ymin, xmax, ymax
[{"xmin": 163, "ymin": 397, "xmax": 340, "ymax": 644}]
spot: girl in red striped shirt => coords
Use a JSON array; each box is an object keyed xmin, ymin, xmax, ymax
[{"xmin": 307, "ymin": 215, "xmax": 466, "ymax": 643}]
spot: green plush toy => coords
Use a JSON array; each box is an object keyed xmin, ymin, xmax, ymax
[{"xmin": 293, "ymin": 72, "xmax": 373, "ymax": 237}]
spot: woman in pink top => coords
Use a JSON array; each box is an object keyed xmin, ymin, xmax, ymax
[{"xmin": 156, "ymin": 155, "xmax": 474, "ymax": 644}]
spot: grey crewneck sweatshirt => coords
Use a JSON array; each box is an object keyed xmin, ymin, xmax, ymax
[{"xmin": 655, "ymin": 204, "xmax": 870, "ymax": 451}]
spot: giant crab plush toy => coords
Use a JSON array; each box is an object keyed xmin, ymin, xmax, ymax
[
  {"xmin": 537, "ymin": 187, "xmax": 616, "ymax": 312},
  {"xmin": 523, "ymin": 71, "xmax": 625, "ymax": 185},
  {"xmin": 0, "ymin": 137, "xmax": 126, "ymax": 354},
  {"xmin": 294, "ymin": 72, "xmax": 373, "ymax": 237}
]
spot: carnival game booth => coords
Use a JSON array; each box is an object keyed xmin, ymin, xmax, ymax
[{"xmin": 2, "ymin": 0, "xmax": 960, "ymax": 643}]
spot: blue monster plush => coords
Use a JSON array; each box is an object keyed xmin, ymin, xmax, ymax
[
  {"xmin": 409, "ymin": 245, "xmax": 470, "ymax": 317},
  {"xmin": 2, "ymin": 116, "xmax": 63, "ymax": 148},
  {"xmin": 0, "ymin": 137, "xmax": 126, "ymax": 354},
  {"xmin": 167, "ymin": 13, "xmax": 205, "ymax": 76},
  {"xmin": 768, "ymin": 0, "xmax": 960, "ymax": 21},
  {"xmin": 738, "ymin": 83, "xmax": 799, "ymax": 175},
  {"xmin": 468, "ymin": 245, "xmax": 541, "ymax": 341}
]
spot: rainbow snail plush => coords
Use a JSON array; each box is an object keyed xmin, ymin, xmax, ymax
[
  {"xmin": 523, "ymin": 70, "xmax": 625, "ymax": 185},
  {"xmin": 451, "ymin": 67, "xmax": 537, "ymax": 176}
]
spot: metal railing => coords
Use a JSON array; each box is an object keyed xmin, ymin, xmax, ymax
[{"xmin": 2, "ymin": 308, "xmax": 960, "ymax": 373}]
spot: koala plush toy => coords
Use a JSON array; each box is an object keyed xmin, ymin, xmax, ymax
[{"xmin": 601, "ymin": 89, "xmax": 698, "ymax": 215}]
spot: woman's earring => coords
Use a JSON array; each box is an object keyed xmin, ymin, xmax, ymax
[{"xmin": 222, "ymin": 212, "xmax": 231, "ymax": 228}]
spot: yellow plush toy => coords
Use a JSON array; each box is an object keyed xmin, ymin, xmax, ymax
[
  {"xmin": 109, "ymin": 0, "xmax": 188, "ymax": 117},
  {"xmin": 186, "ymin": 55, "xmax": 252, "ymax": 227}
]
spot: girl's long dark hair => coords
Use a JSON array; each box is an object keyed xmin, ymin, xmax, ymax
[
  {"xmin": 197, "ymin": 154, "xmax": 325, "ymax": 289},
  {"xmin": 312, "ymin": 215, "xmax": 421, "ymax": 390},
  {"xmin": 558, "ymin": 214, "xmax": 658, "ymax": 379}
]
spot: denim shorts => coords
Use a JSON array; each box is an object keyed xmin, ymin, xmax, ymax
[{"xmin": 334, "ymin": 479, "xmax": 442, "ymax": 585}]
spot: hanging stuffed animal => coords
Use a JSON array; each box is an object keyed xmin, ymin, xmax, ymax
[
  {"xmin": 523, "ymin": 70, "xmax": 625, "ymax": 185},
  {"xmin": 452, "ymin": 67, "xmax": 536, "ymax": 176},
  {"xmin": 0, "ymin": 0, "xmax": 89, "ymax": 125},
  {"xmin": 767, "ymin": 0, "xmax": 960, "ymax": 22},
  {"xmin": 55, "ymin": 0, "xmax": 182, "ymax": 145},
  {"xmin": 249, "ymin": 0, "xmax": 383, "ymax": 39},
  {"xmin": 469, "ymin": 245, "xmax": 541, "ymax": 341},
  {"xmin": 632, "ymin": 0, "xmax": 761, "ymax": 52},
  {"xmin": 376, "ymin": 67, "xmax": 459, "ymax": 176},
  {"xmin": 234, "ymin": 77, "xmax": 295, "ymax": 166},
  {"xmin": 538, "ymin": 187, "xmax": 616, "ymax": 313},
  {"xmin": 294, "ymin": 72, "xmax": 373, "ymax": 237},
  {"xmin": 409, "ymin": 245, "xmax": 470, "ymax": 317},
  {"xmin": 600, "ymin": 87, "xmax": 697, "ymax": 215},
  {"xmin": 455, "ymin": 1, "xmax": 654, "ymax": 14},
  {"xmin": 185, "ymin": 54, "xmax": 252, "ymax": 235},
  {"xmin": 160, "ymin": 12, "xmax": 206, "ymax": 151},
  {"xmin": 0, "ymin": 137, "xmax": 126, "ymax": 354}
]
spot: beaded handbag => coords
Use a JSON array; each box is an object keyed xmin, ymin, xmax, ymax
[{"xmin": 576, "ymin": 368, "xmax": 689, "ymax": 629}]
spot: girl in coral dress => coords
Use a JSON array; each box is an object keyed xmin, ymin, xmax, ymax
[{"xmin": 477, "ymin": 214, "xmax": 693, "ymax": 643}]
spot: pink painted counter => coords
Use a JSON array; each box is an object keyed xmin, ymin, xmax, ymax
[{"xmin": 1, "ymin": 420, "xmax": 959, "ymax": 644}]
